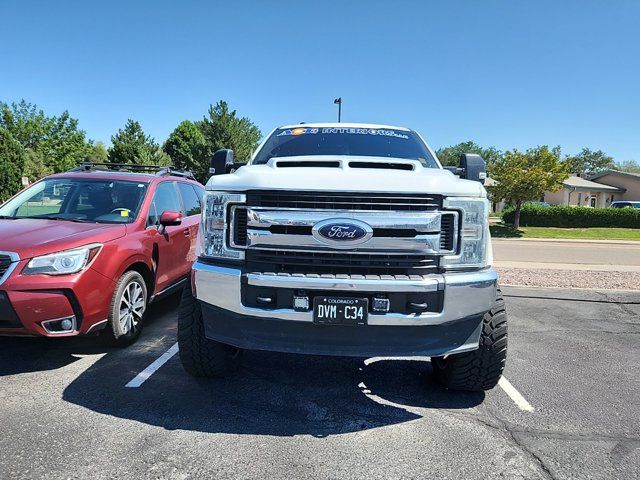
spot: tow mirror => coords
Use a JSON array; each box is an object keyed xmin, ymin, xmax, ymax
[
  {"xmin": 210, "ymin": 149, "xmax": 235, "ymax": 176},
  {"xmin": 458, "ymin": 154, "xmax": 487, "ymax": 184},
  {"xmin": 159, "ymin": 210, "xmax": 182, "ymax": 227}
]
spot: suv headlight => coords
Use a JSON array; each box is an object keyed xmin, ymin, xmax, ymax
[
  {"xmin": 23, "ymin": 244, "xmax": 102, "ymax": 275},
  {"xmin": 441, "ymin": 197, "xmax": 492, "ymax": 270},
  {"xmin": 199, "ymin": 191, "xmax": 246, "ymax": 260}
]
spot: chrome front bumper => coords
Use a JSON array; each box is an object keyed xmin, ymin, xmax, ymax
[{"xmin": 193, "ymin": 260, "xmax": 497, "ymax": 327}]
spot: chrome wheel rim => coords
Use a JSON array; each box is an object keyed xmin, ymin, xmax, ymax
[{"xmin": 118, "ymin": 280, "xmax": 145, "ymax": 335}]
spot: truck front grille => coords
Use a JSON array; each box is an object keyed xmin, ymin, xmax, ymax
[
  {"xmin": 231, "ymin": 207, "xmax": 457, "ymax": 251},
  {"xmin": 246, "ymin": 191, "xmax": 442, "ymax": 211},
  {"xmin": 246, "ymin": 251, "xmax": 438, "ymax": 276}
]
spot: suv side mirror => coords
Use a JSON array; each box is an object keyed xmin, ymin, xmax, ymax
[
  {"xmin": 459, "ymin": 153, "xmax": 487, "ymax": 184},
  {"xmin": 210, "ymin": 149, "xmax": 235, "ymax": 176},
  {"xmin": 159, "ymin": 210, "xmax": 182, "ymax": 227}
]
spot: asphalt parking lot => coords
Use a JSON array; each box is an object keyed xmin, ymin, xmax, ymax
[{"xmin": 1, "ymin": 287, "xmax": 638, "ymax": 479}]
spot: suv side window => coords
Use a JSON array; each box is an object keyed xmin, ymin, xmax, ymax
[
  {"xmin": 177, "ymin": 182, "xmax": 202, "ymax": 216},
  {"xmin": 148, "ymin": 182, "xmax": 182, "ymax": 226},
  {"xmin": 193, "ymin": 185, "xmax": 205, "ymax": 201}
]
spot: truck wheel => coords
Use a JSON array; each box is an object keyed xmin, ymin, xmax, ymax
[
  {"xmin": 100, "ymin": 270, "xmax": 147, "ymax": 347},
  {"xmin": 177, "ymin": 282, "xmax": 242, "ymax": 377},
  {"xmin": 431, "ymin": 288, "xmax": 507, "ymax": 392}
]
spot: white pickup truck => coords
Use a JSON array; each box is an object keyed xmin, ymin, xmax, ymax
[{"xmin": 178, "ymin": 123, "xmax": 507, "ymax": 392}]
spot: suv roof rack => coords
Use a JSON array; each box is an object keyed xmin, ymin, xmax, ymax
[{"xmin": 69, "ymin": 162, "xmax": 195, "ymax": 180}]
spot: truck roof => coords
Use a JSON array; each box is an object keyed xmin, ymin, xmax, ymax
[{"xmin": 277, "ymin": 122, "xmax": 411, "ymax": 131}]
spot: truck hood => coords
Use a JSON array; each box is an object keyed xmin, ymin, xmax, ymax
[
  {"xmin": 0, "ymin": 219, "xmax": 126, "ymax": 260},
  {"xmin": 206, "ymin": 156, "xmax": 486, "ymax": 197}
]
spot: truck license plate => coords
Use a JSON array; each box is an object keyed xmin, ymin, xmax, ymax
[{"xmin": 313, "ymin": 297, "xmax": 368, "ymax": 325}]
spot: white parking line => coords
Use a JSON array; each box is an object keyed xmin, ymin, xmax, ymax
[
  {"xmin": 125, "ymin": 342, "xmax": 179, "ymax": 388},
  {"xmin": 498, "ymin": 376, "xmax": 534, "ymax": 412}
]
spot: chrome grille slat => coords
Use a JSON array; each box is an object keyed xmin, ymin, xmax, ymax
[{"xmin": 246, "ymin": 190, "xmax": 442, "ymax": 211}]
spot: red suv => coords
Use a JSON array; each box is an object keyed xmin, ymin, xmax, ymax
[{"xmin": 0, "ymin": 164, "xmax": 204, "ymax": 346}]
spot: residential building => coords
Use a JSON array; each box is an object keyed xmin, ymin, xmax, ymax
[
  {"xmin": 589, "ymin": 170, "xmax": 640, "ymax": 201},
  {"xmin": 544, "ymin": 175, "xmax": 622, "ymax": 207}
]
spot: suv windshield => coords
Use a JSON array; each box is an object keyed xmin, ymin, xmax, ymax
[
  {"xmin": 0, "ymin": 178, "xmax": 149, "ymax": 224},
  {"xmin": 253, "ymin": 126, "xmax": 439, "ymax": 167}
]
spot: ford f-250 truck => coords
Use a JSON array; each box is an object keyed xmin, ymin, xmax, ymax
[{"xmin": 178, "ymin": 123, "xmax": 507, "ymax": 392}]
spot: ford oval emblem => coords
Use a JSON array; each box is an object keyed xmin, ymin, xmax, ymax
[{"xmin": 312, "ymin": 218, "xmax": 374, "ymax": 248}]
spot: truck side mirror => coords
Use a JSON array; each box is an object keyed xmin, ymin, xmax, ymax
[
  {"xmin": 210, "ymin": 149, "xmax": 235, "ymax": 176},
  {"xmin": 459, "ymin": 153, "xmax": 487, "ymax": 184}
]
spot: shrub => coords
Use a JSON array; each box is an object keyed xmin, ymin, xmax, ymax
[
  {"xmin": 502, "ymin": 204, "xmax": 640, "ymax": 228},
  {"xmin": 0, "ymin": 127, "xmax": 26, "ymax": 202}
]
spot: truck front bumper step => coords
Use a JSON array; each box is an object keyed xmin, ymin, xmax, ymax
[{"xmin": 193, "ymin": 261, "xmax": 497, "ymax": 327}]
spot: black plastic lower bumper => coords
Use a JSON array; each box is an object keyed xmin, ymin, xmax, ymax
[
  {"xmin": 200, "ymin": 301, "xmax": 484, "ymax": 357},
  {"xmin": 0, "ymin": 291, "xmax": 21, "ymax": 328}
]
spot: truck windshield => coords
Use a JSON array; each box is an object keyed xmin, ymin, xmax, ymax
[
  {"xmin": 0, "ymin": 178, "xmax": 149, "ymax": 224},
  {"xmin": 253, "ymin": 127, "xmax": 439, "ymax": 167}
]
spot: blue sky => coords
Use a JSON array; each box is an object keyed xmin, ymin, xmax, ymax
[{"xmin": 1, "ymin": 0, "xmax": 639, "ymax": 161}]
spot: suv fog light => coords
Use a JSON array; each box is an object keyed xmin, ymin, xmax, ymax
[
  {"xmin": 372, "ymin": 297, "xmax": 390, "ymax": 313},
  {"xmin": 42, "ymin": 316, "xmax": 76, "ymax": 334},
  {"xmin": 60, "ymin": 319, "xmax": 73, "ymax": 330},
  {"xmin": 293, "ymin": 295, "xmax": 310, "ymax": 311}
]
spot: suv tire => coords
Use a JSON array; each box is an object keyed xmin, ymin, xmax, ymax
[
  {"xmin": 431, "ymin": 288, "xmax": 507, "ymax": 392},
  {"xmin": 177, "ymin": 282, "xmax": 242, "ymax": 377},
  {"xmin": 101, "ymin": 270, "xmax": 147, "ymax": 347}
]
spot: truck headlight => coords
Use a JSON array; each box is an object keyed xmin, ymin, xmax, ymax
[
  {"xmin": 199, "ymin": 191, "xmax": 246, "ymax": 260},
  {"xmin": 23, "ymin": 244, "xmax": 102, "ymax": 275},
  {"xmin": 441, "ymin": 197, "xmax": 492, "ymax": 270}
]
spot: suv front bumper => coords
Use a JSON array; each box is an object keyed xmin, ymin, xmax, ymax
[{"xmin": 193, "ymin": 260, "xmax": 498, "ymax": 357}]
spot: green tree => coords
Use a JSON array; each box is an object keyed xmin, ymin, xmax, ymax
[
  {"xmin": 435, "ymin": 141, "xmax": 502, "ymax": 167},
  {"xmin": 198, "ymin": 100, "xmax": 261, "ymax": 163},
  {"xmin": 564, "ymin": 148, "xmax": 614, "ymax": 177},
  {"xmin": 108, "ymin": 119, "xmax": 170, "ymax": 166},
  {"xmin": 0, "ymin": 127, "xmax": 26, "ymax": 202},
  {"xmin": 488, "ymin": 146, "xmax": 569, "ymax": 229},
  {"xmin": 23, "ymin": 148, "xmax": 53, "ymax": 183},
  {"xmin": 614, "ymin": 159, "xmax": 640, "ymax": 174},
  {"xmin": 0, "ymin": 100, "xmax": 91, "ymax": 172},
  {"xmin": 87, "ymin": 141, "xmax": 108, "ymax": 163},
  {"xmin": 163, "ymin": 120, "xmax": 209, "ymax": 182}
]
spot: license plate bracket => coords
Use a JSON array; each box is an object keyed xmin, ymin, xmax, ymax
[{"xmin": 313, "ymin": 297, "xmax": 368, "ymax": 325}]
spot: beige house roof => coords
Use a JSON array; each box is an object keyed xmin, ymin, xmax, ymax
[
  {"xmin": 590, "ymin": 169, "xmax": 640, "ymax": 182},
  {"xmin": 562, "ymin": 175, "xmax": 622, "ymax": 192}
]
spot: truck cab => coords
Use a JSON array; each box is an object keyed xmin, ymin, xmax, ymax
[{"xmin": 178, "ymin": 123, "xmax": 507, "ymax": 392}]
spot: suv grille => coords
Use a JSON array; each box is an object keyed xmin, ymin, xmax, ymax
[
  {"xmin": 246, "ymin": 251, "xmax": 438, "ymax": 276},
  {"xmin": 246, "ymin": 191, "xmax": 442, "ymax": 211},
  {"xmin": 0, "ymin": 255, "xmax": 12, "ymax": 279}
]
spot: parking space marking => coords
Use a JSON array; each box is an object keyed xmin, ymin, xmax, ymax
[
  {"xmin": 498, "ymin": 376, "xmax": 534, "ymax": 412},
  {"xmin": 125, "ymin": 342, "xmax": 179, "ymax": 388}
]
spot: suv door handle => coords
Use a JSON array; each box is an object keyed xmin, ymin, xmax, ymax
[{"xmin": 183, "ymin": 228, "xmax": 190, "ymax": 236}]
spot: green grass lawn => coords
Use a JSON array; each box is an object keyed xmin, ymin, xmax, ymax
[
  {"xmin": 490, "ymin": 224, "xmax": 640, "ymax": 240},
  {"xmin": 15, "ymin": 204, "xmax": 61, "ymax": 216}
]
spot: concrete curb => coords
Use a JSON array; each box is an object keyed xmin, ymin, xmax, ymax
[
  {"xmin": 501, "ymin": 284, "xmax": 640, "ymax": 300},
  {"xmin": 492, "ymin": 237, "xmax": 640, "ymax": 246}
]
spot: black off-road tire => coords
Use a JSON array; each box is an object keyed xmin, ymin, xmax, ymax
[
  {"xmin": 100, "ymin": 270, "xmax": 147, "ymax": 348},
  {"xmin": 432, "ymin": 288, "xmax": 507, "ymax": 392},
  {"xmin": 177, "ymin": 283, "xmax": 242, "ymax": 377}
]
